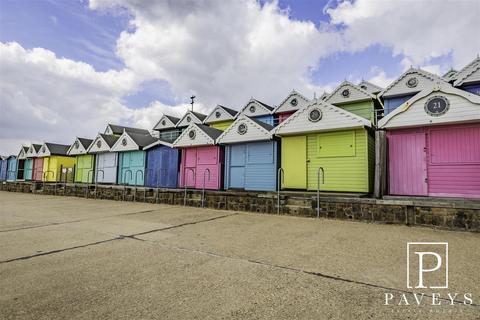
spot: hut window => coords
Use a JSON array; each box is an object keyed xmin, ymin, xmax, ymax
[
  {"xmin": 424, "ymin": 96, "xmax": 449, "ymax": 116},
  {"xmin": 406, "ymin": 77, "xmax": 418, "ymax": 88},
  {"xmin": 121, "ymin": 138, "xmax": 127, "ymax": 146},
  {"xmin": 317, "ymin": 131, "xmax": 355, "ymax": 158},
  {"xmin": 290, "ymin": 98, "xmax": 298, "ymax": 106},
  {"xmin": 215, "ymin": 111, "xmax": 221, "ymax": 118},
  {"xmin": 308, "ymin": 108, "xmax": 323, "ymax": 122},
  {"xmin": 341, "ymin": 89, "xmax": 350, "ymax": 98},
  {"xmin": 96, "ymin": 140, "xmax": 102, "ymax": 148},
  {"xmin": 188, "ymin": 130, "xmax": 196, "ymax": 140},
  {"xmin": 237, "ymin": 123, "xmax": 248, "ymax": 135},
  {"xmin": 249, "ymin": 105, "xmax": 256, "ymax": 113}
]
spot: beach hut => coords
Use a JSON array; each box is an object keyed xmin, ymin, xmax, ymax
[
  {"xmin": 110, "ymin": 131, "xmax": 157, "ymax": 186},
  {"xmin": 451, "ymin": 56, "xmax": 480, "ymax": 95},
  {"xmin": 153, "ymin": 114, "xmax": 182, "ymax": 143},
  {"xmin": 25, "ymin": 144, "xmax": 43, "ymax": 181},
  {"xmin": 86, "ymin": 134, "xmax": 120, "ymax": 184},
  {"xmin": 324, "ymin": 81, "xmax": 382, "ymax": 124},
  {"xmin": 173, "ymin": 123, "xmax": 224, "ymax": 190},
  {"xmin": 236, "ymin": 99, "xmax": 275, "ymax": 125},
  {"xmin": 0, "ymin": 156, "xmax": 7, "ymax": 181},
  {"xmin": 274, "ymin": 99, "xmax": 374, "ymax": 193},
  {"xmin": 273, "ymin": 90, "xmax": 311, "ymax": 124},
  {"xmin": 16, "ymin": 146, "xmax": 29, "ymax": 180},
  {"xmin": 37, "ymin": 143, "xmax": 76, "ymax": 182},
  {"xmin": 217, "ymin": 115, "xmax": 277, "ymax": 191},
  {"xmin": 67, "ymin": 137, "xmax": 94, "ymax": 183},
  {"xmin": 203, "ymin": 105, "xmax": 238, "ymax": 130},
  {"xmin": 380, "ymin": 68, "xmax": 447, "ymax": 115},
  {"xmin": 143, "ymin": 139, "xmax": 180, "ymax": 188},
  {"xmin": 6, "ymin": 155, "xmax": 17, "ymax": 181},
  {"xmin": 378, "ymin": 83, "xmax": 480, "ymax": 198},
  {"xmin": 176, "ymin": 110, "xmax": 207, "ymax": 129}
]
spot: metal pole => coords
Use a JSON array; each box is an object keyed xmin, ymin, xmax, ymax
[
  {"xmin": 183, "ymin": 167, "xmax": 195, "ymax": 206},
  {"xmin": 123, "ymin": 170, "xmax": 132, "ymax": 201},
  {"xmin": 134, "ymin": 169, "xmax": 144, "ymax": 202},
  {"xmin": 277, "ymin": 168, "xmax": 284, "ymax": 215},
  {"xmin": 202, "ymin": 168, "xmax": 211, "ymax": 208},
  {"xmin": 317, "ymin": 167, "xmax": 324, "ymax": 218},
  {"xmin": 86, "ymin": 170, "xmax": 94, "ymax": 198},
  {"xmin": 94, "ymin": 169, "xmax": 104, "ymax": 199}
]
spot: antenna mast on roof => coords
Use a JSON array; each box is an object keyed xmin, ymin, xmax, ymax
[{"xmin": 190, "ymin": 95, "xmax": 196, "ymax": 111}]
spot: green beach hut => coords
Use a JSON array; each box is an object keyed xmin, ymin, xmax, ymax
[{"xmin": 67, "ymin": 137, "xmax": 95, "ymax": 183}]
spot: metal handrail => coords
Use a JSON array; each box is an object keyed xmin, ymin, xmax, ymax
[
  {"xmin": 42, "ymin": 171, "xmax": 55, "ymax": 195},
  {"xmin": 94, "ymin": 169, "xmax": 104, "ymax": 199},
  {"xmin": 133, "ymin": 169, "xmax": 144, "ymax": 202},
  {"xmin": 316, "ymin": 167, "xmax": 325, "ymax": 218},
  {"xmin": 201, "ymin": 168, "xmax": 211, "ymax": 208},
  {"xmin": 155, "ymin": 168, "xmax": 167, "ymax": 204},
  {"xmin": 86, "ymin": 169, "xmax": 95, "ymax": 198},
  {"xmin": 183, "ymin": 167, "xmax": 195, "ymax": 206},
  {"xmin": 144, "ymin": 168, "xmax": 154, "ymax": 203},
  {"xmin": 277, "ymin": 168, "xmax": 284, "ymax": 214},
  {"xmin": 122, "ymin": 169, "xmax": 132, "ymax": 201}
]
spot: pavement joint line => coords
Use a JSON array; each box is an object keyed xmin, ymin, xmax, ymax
[
  {"xmin": 0, "ymin": 213, "xmax": 237, "ymax": 264},
  {"xmin": 132, "ymin": 238, "xmax": 480, "ymax": 308},
  {"xmin": 0, "ymin": 209, "xmax": 160, "ymax": 233}
]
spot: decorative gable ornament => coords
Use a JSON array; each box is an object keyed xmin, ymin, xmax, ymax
[
  {"xmin": 341, "ymin": 89, "xmax": 350, "ymax": 98},
  {"xmin": 215, "ymin": 111, "xmax": 221, "ymax": 118},
  {"xmin": 188, "ymin": 129, "xmax": 196, "ymax": 140},
  {"xmin": 290, "ymin": 98, "xmax": 298, "ymax": 106},
  {"xmin": 74, "ymin": 141, "xmax": 80, "ymax": 149},
  {"xmin": 308, "ymin": 108, "xmax": 323, "ymax": 122},
  {"xmin": 406, "ymin": 77, "xmax": 418, "ymax": 88},
  {"xmin": 237, "ymin": 123, "xmax": 248, "ymax": 135},
  {"xmin": 424, "ymin": 96, "xmax": 449, "ymax": 116},
  {"xmin": 96, "ymin": 140, "xmax": 102, "ymax": 148}
]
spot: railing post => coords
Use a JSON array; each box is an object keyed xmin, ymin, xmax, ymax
[
  {"xmin": 202, "ymin": 168, "xmax": 211, "ymax": 208},
  {"xmin": 134, "ymin": 169, "xmax": 144, "ymax": 202},
  {"xmin": 183, "ymin": 168, "xmax": 195, "ymax": 206},
  {"xmin": 317, "ymin": 167, "xmax": 325, "ymax": 218},
  {"xmin": 277, "ymin": 168, "xmax": 284, "ymax": 215},
  {"xmin": 94, "ymin": 169, "xmax": 104, "ymax": 199},
  {"xmin": 122, "ymin": 170, "xmax": 132, "ymax": 201}
]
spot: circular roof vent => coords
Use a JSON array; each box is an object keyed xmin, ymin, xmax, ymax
[
  {"xmin": 249, "ymin": 105, "xmax": 256, "ymax": 113},
  {"xmin": 406, "ymin": 77, "xmax": 418, "ymax": 88},
  {"xmin": 341, "ymin": 89, "xmax": 350, "ymax": 98},
  {"xmin": 308, "ymin": 108, "xmax": 323, "ymax": 122},
  {"xmin": 74, "ymin": 141, "xmax": 79, "ymax": 149},
  {"xmin": 237, "ymin": 123, "xmax": 248, "ymax": 135},
  {"xmin": 96, "ymin": 140, "xmax": 102, "ymax": 148},
  {"xmin": 186, "ymin": 116, "xmax": 191, "ymax": 122},
  {"xmin": 290, "ymin": 98, "xmax": 298, "ymax": 106},
  {"xmin": 121, "ymin": 138, "xmax": 127, "ymax": 146},
  {"xmin": 188, "ymin": 130, "xmax": 196, "ymax": 140},
  {"xmin": 215, "ymin": 111, "xmax": 221, "ymax": 118},
  {"xmin": 161, "ymin": 120, "xmax": 166, "ymax": 126}
]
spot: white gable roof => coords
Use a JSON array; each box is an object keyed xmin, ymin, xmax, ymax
[
  {"xmin": 203, "ymin": 105, "xmax": 237, "ymax": 124},
  {"xmin": 453, "ymin": 57, "xmax": 480, "ymax": 86},
  {"xmin": 380, "ymin": 68, "xmax": 446, "ymax": 98},
  {"xmin": 153, "ymin": 115, "xmax": 179, "ymax": 130},
  {"xmin": 144, "ymin": 139, "xmax": 173, "ymax": 150},
  {"xmin": 87, "ymin": 134, "xmax": 112, "ymax": 153},
  {"xmin": 17, "ymin": 146, "xmax": 28, "ymax": 159},
  {"xmin": 26, "ymin": 144, "xmax": 40, "ymax": 157},
  {"xmin": 176, "ymin": 110, "xmax": 206, "ymax": 128},
  {"xmin": 37, "ymin": 143, "xmax": 51, "ymax": 157},
  {"xmin": 379, "ymin": 83, "xmax": 480, "ymax": 129},
  {"xmin": 236, "ymin": 99, "xmax": 274, "ymax": 118},
  {"xmin": 274, "ymin": 90, "xmax": 311, "ymax": 114},
  {"xmin": 110, "ymin": 132, "xmax": 140, "ymax": 152},
  {"xmin": 217, "ymin": 116, "xmax": 273, "ymax": 144},
  {"xmin": 173, "ymin": 123, "xmax": 220, "ymax": 147},
  {"xmin": 325, "ymin": 81, "xmax": 375, "ymax": 105},
  {"xmin": 67, "ymin": 138, "xmax": 88, "ymax": 156},
  {"xmin": 274, "ymin": 100, "xmax": 371, "ymax": 136}
]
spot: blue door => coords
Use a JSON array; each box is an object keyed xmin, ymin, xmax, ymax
[
  {"xmin": 228, "ymin": 144, "xmax": 246, "ymax": 189},
  {"xmin": 146, "ymin": 146, "xmax": 179, "ymax": 188},
  {"xmin": 0, "ymin": 159, "xmax": 7, "ymax": 181},
  {"xmin": 245, "ymin": 141, "xmax": 277, "ymax": 191},
  {"xmin": 6, "ymin": 157, "xmax": 17, "ymax": 181}
]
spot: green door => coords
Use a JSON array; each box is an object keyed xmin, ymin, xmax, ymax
[
  {"xmin": 24, "ymin": 159, "xmax": 33, "ymax": 180},
  {"xmin": 281, "ymin": 136, "xmax": 307, "ymax": 189},
  {"xmin": 76, "ymin": 155, "xmax": 94, "ymax": 183}
]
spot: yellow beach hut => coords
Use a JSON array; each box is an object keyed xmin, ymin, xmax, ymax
[{"xmin": 37, "ymin": 142, "xmax": 76, "ymax": 182}]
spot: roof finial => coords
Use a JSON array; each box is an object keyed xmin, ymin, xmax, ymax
[{"xmin": 190, "ymin": 95, "xmax": 195, "ymax": 112}]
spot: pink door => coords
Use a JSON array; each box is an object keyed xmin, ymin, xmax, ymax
[
  {"xmin": 33, "ymin": 158, "xmax": 44, "ymax": 181},
  {"xmin": 196, "ymin": 146, "xmax": 219, "ymax": 189},
  {"xmin": 183, "ymin": 148, "xmax": 197, "ymax": 187},
  {"xmin": 388, "ymin": 132, "xmax": 428, "ymax": 196}
]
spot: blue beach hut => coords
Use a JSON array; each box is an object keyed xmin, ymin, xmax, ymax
[{"xmin": 143, "ymin": 139, "xmax": 180, "ymax": 189}]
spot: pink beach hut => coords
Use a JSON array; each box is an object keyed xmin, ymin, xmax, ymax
[
  {"xmin": 378, "ymin": 83, "xmax": 480, "ymax": 198},
  {"xmin": 173, "ymin": 123, "xmax": 224, "ymax": 190}
]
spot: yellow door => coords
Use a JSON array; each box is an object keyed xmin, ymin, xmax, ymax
[{"xmin": 281, "ymin": 135, "xmax": 307, "ymax": 189}]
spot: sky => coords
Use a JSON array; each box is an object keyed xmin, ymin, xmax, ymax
[{"xmin": 0, "ymin": 0, "xmax": 479, "ymax": 155}]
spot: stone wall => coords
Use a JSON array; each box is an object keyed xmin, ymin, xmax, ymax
[{"xmin": 1, "ymin": 181, "xmax": 478, "ymax": 232}]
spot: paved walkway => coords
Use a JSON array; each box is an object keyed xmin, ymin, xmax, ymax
[{"xmin": 0, "ymin": 192, "xmax": 479, "ymax": 319}]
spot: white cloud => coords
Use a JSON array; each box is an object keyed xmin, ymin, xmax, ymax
[
  {"xmin": 89, "ymin": 0, "xmax": 342, "ymax": 108},
  {"xmin": 326, "ymin": 0, "xmax": 480, "ymax": 68}
]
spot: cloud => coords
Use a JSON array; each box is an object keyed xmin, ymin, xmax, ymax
[
  {"xmin": 326, "ymin": 0, "xmax": 480, "ymax": 68},
  {"xmin": 89, "ymin": 0, "xmax": 342, "ymax": 108}
]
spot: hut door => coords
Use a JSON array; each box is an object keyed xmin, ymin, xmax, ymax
[
  {"xmin": 282, "ymin": 136, "xmax": 307, "ymax": 189},
  {"xmin": 229, "ymin": 145, "xmax": 246, "ymax": 189},
  {"xmin": 33, "ymin": 158, "xmax": 44, "ymax": 181},
  {"xmin": 388, "ymin": 132, "xmax": 428, "ymax": 196},
  {"xmin": 184, "ymin": 148, "xmax": 197, "ymax": 187}
]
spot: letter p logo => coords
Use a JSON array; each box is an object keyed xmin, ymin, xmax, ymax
[{"xmin": 407, "ymin": 242, "xmax": 448, "ymax": 289}]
